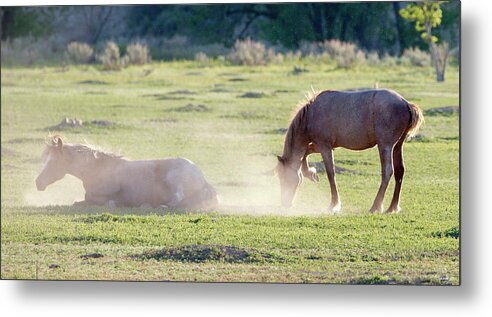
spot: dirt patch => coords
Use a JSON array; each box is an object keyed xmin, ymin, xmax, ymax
[
  {"xmin": 424, "ymin": 106, "xmax": 459, "ymax": 116},
  {"xmin": 229, "ymin": 78, "xmax": 248, "ymax": 82},
  {"xmin": 210, "ymin": 85, "xmax": 230, "ymax": 93},
  {"xmin": 142, "ymin": 93, "xmax": 188, "ymax": 101},
  {"xmin": 173, "ymin": 103, "xmax": 209, "ymax": 112},
  {"xmin": 168, "ymin": 89, "xmax": 196, "ymax": 95},
  {"xmin": 239, "ymin": 91, "xmax": 267, "ymax": 98},
  {"xmin": 90, "ymin": 120, "xmax": 112, "ymax": 127},
  {"xmin": 210, "ymin": 88, "xmax": 230, "ymax": 93},
  {"xmin": 50, "ymin": 117, "xmax": 84, "ymax": 130},
  {"xmin": 78, "ymin": 80, "xmax": 109, "ymax": 85},
  {"xmin": 132, "ymin": 245, "xmax": 271, "ymax": 263},
  {"xmin": 274, "ymin": 89, "xmax": 296, "ymax": 94},
  {"xmin": 47, "ymin": 118, "xmax": 115, "ymax": 130},
  {"xmin": 80, "ymin": 253, "xmax": 104, "ymax": 259},
  {"xmin": 291, "ymin": 66, "xmax": 308, "ymax": 75},
  {"xmin": 157, "ymin": 96, "xmax": 187, "ymax": 100},
  {"xmin": 186, "ymin": 72, "xmax": 203, "ymax": 76}
]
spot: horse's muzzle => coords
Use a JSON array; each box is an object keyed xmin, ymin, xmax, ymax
[{"xmin": 35, "ymin": 178, "xmax": 46, "ymax": 191}]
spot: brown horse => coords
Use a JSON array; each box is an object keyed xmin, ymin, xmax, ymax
[
  {"xmin": 35, "ymin": 136, "xmax": 219, "ymax": 210},
  {"xmin": 275, "ymin": 89, "xmax": 424, "ymax": 213}
]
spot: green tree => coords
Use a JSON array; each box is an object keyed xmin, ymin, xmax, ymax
[
  {"xmin": 0, "ymin": 7, "xmax": 57, "ymax": 41},
  {"xmin": 400, "ymin": 1, "xmax": 450, "ymax": 82}
]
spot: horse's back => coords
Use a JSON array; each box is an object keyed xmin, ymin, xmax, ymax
[
  {"xmin": 116, "ymin": 157, "xmax": 217, "ymax": 209},
  {"xmin": 308, "ymin": 89, "xmax": 410, "ymax": 149}
]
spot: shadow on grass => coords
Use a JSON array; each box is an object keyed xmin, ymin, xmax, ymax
[{"xmin": 5, "ymin": 205, "xmax": 205, "ymax": 216}]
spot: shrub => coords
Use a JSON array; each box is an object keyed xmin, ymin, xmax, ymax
[
  {"xmin": 267, "ymin": 48, "xmax": 284, "ymax": 64},
  {"xmin": 126, "ymin": 42, "xmax": 151, "ymax": 65},
  {"xmin": 228, "ymin": 38, "xmax": 271, "ymax": 66},
  {"xmin": 366, "ymin": 51, "xmax": 380, "ymax": 66},
  {"xmin": 321, "ymin": 40, "xmax": 365, "ymax": 68},
  {"xmin": 381, "ymin": 53, "xmax": 398, "ymax": 67},
  {"xmin": 66, "ymin": 42, "xmax": 93, "ymax": 64},
  {"xmin": 1, "ymin": 36, "xmax": 65, "ymax": 66},
  {"xmin": 400, "ymin": 47, "xmax": 431, "ymax": 67},
  {"xmin": 194, "ymin": 52, "xmax": 210, "ymax": 66},
  {"xmin": 97, "ymin": 41, "xmax": 127, "ymax": 70}
]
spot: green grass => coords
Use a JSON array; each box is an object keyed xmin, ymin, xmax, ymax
[{"xmin": 1, "ymin": 61, "xmax": 459, "ymax": 284}]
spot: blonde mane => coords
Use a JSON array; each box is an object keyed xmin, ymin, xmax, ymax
[
  {"xmin": 69, "ymin": 143, "xmax": 124, "ymax": 160},
  {"xmin": 46, "ymin": 135, "xmax": 123, "ymax": 160}
]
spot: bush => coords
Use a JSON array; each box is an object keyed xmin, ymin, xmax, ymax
[
  {"xmin": 366, "ymin": 51, "xmax": 380, "ymax": 66},
  {"xmin": 126, "ymin": 42, "xmax": 151, "ymax": 65},
  {"xmin": 228, "ymin": 38, "xmax": 277, "ymax": 66},
  {"xmin": 97, "ymin": 41, "xmax": 127, "ymax": 70},
  {"xmin": 381, "ymin": 53, "xmax": 398, "ymax": 67},
  {"xmin": 321, "ymin": 40, "xmax": 365, "ymax": 68},
  {"xmin": 194, "ymin": 52, "xmax": 210, "ymax": 66},
  {"xmin": 1, "ymin": 36, "xmax": 66, "ymax": 66},
  {"xmin": 400, "ymin": 47, "xmax": 431, "ymax": 67},
  {"xmin": 66, "ymin": 42, "xmax": 93, "ymax": 64}
]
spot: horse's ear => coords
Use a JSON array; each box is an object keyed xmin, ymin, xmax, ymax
[
  {"xmin": 52, "ymin": 136, "xmax": 63, "ymax": 150},
  {"xmin": 277, "ymin": 155, "xmax": 284, "ymax": 164}
]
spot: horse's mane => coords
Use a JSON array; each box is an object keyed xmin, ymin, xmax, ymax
[
  {"xmin": 69, "ymin": 143, "xmax": 124, "ymax": 161},
  {"xmin": 283, "ymin": 89, "xmax": 320, "ymax": 156}
]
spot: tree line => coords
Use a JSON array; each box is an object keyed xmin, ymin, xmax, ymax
[{"xmin": 1, "ymin": 2, "xmax": 459, "ymax": 56}]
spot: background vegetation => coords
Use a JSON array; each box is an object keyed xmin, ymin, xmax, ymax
[{"xmin": 1, "ymin": 2, "xmax": 459, "ymax": 284}]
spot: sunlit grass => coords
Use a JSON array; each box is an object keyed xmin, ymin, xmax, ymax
[{"xmin": 1, "ymin": 61, "xmax": 459, "ymax": 284}]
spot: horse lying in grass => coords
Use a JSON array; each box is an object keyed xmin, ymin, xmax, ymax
[
  {"xmin": 35, "ymin": 136, "xmax": 219, "ymax": 210},
  {"xmin": 275, "ymin": 88, "xmax": 424, "ymax": 214}
]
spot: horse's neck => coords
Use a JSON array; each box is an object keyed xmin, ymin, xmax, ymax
[{"xmin": 66, "ymin": 153, "xmax": 106, "ymax": 185}]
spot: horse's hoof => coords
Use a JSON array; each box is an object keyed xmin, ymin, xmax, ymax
[
  {"xmin": 327, "ymin": 203, "xmax": 341, "ymax": 214},
  {"xmin": 385, "ymin": 206, "xmax": 401, "ymax": 214},
  {"xmin": 369, "ymin": 206, "xmax": 383, "ymax": 214}
]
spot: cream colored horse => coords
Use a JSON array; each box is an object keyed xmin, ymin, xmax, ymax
[
  {"xmin": 275, "ymin": 89, "xmax": 424, "ymax": 213},
  {"xmin": 36, "ymin": 136, "xmax": 218, "ymax": 210}
]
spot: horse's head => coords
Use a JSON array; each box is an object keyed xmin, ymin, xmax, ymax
[
  {"xmin": 35, "ymin": 136, "xmax": 68, "ymax": 191},
  {"xmin": 274, "ymin": 156, "xmax": 303, "ymax": 208}
]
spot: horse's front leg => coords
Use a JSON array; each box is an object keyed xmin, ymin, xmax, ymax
[
  {"xmin": 369, "ymin": 144, "xmax": 394, "ymax": 213},
  {"xmin": 301, "ymin": 143, "xmax": 320, "ymax": 182},
  {"xmin": 319, "ymin": 145, "xmax": 341, "ymax": 213}
]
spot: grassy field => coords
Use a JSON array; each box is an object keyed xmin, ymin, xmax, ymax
[{"xmin": 1, "ymin": 60, "xmax": 459, "ymax": 284}]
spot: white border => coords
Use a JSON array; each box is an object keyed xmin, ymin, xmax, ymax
[{"xmin": 2, "ymin": 1, "xmax": 491, "ymax": 317}]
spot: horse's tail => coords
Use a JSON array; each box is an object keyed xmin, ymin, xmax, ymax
[{"xmin": 406, "ymin": 102, "xmax": 424, "ymax": 138}]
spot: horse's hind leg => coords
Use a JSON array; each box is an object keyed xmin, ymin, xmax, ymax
[
  {"xmin": 319, "ymin": 146, "xmax": 341, "ymax": 213},
  {"xmin": 386, "ymin": 139, "xmax": 405, "ymax": 213},
  {"xmin": 369, "ymin": 144, "xmax": 394, "ymax": 213}
]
